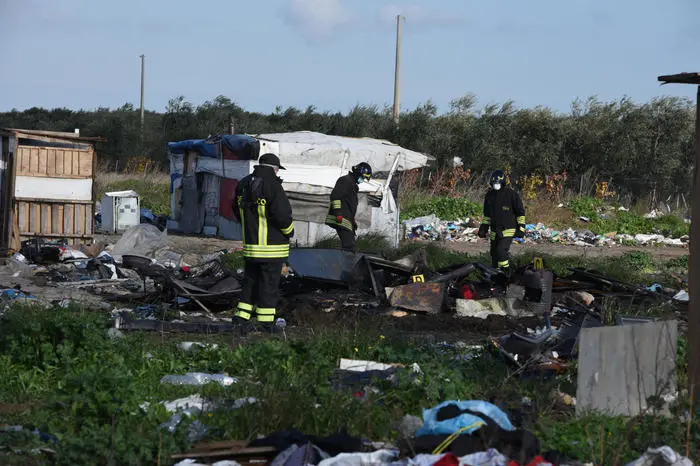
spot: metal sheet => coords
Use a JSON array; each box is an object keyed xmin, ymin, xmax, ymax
[
  {"xmin": 389, "ymin": 282, "xmax": 445, "ymax": 314},
  {"xmin": 287, "ymin": 248, "xmax": 360, "ymax": 283}
]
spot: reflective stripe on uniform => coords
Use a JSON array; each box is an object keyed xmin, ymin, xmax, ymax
[
  {"xmin": 242, "ymin": 244, "xmax": 290, "ymax": 259},
  {"xmin": 256, "ymin": 307, "xmax": 276, "ymax": 315},
  {"xmin": 483, "ymin": 217, "xmax": 491, "ymax": 225},
  {"xmin": 498, "ymin": 260, "xmax": 509, "ymax": 268},
  {"xmin": 280, "ymin": 222, "xmax": 294, "ymax": 235},
  {"xmin": 325, "ymin": 214, "xmax": 354, "ymax": 231},
  {"xmin": 256, "ymin": 314, "xmax": 275, "ymax": 323},
  {"xmin": 331, "ymin": 200, "xmax": 341, "ymax": 209},
  {"xmin": 235, "ymin": 309, "xmax": 252, "ymax": 320},
  {"xmin": 502, "ymin": 229, "xmax": 516, "ymax": 238},
  {"xmin": 516, "ymin": 216, "xmax": 525, "ymax": 225},
  {"xmin": 257, "ymin": 200, "xmax": 267, "ymax": 245},
  {"xmin": 237, "ymin": 196, "xmax": 245, "ymax": 243},
  {"xmin": 237, "ymin": 302, "xmax": 254, "ymax": 311}
]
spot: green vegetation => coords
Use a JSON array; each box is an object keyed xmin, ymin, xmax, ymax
[
  {"xmin": 95, "ymin": 172, "xmax": 171, "ymax": 216},
  {"xmin": 0, "ymin": 301, "xmax": 695, "ymax": 465},
  {"xmin": 1, "ymin": 94, "xmax": 694, "ymax": 203},
  {"xmin": 569, "ymin": 197, "xmax": 689, "ymax": 237},
  {"xmin": 399, "ymin": 196, "xmax": 482, "ymax": 222}
]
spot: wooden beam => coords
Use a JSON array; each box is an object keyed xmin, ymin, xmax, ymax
[
  {"xmin": 690, "ymin": 85, "xmax": 700, "ymax": 402},
  {"xmin": 658, "ymin": 72, "xmax": 700, "ymax": 85}
]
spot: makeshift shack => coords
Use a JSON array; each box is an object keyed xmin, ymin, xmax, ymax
[
  {"xmin": 167, "ymin": 131, "xmax": 432, "ymax": 246},
  {"xmin": 0, "ymin": 128, "xmax": 104, "ymax": 253}
]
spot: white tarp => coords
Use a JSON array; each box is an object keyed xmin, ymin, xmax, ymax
[{"xmin": 252, "ymin": 131, "xmax": 432, "ymax": 172}]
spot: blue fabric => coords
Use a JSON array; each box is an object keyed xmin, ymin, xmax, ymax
[
  {"xmin": 170, "ymin": 172, "xmax": 182, "ymax": 194},
  {"xmin": 167, "ymin": 134, "xmax": 258, "ymax": 158},
  {"xmin": 415, "ymin": 400, "xmax": 515, "ymax": 437}
]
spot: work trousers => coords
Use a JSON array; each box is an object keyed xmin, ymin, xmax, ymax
[
  {"xmin": 490, "ymin": 236, "xmax": 513, "ymax": 271},
  {"xmin": 337, "ymin": 228, "xmax": 357, "ymax": 253},
  {"xmin": 235, "ymin": 259, "xmax": 283, "ymax": 323}
]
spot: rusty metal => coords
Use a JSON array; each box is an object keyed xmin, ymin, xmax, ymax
[{"xmin": 389, "ymin": 282, "xmax": 445, "ymax": 314}]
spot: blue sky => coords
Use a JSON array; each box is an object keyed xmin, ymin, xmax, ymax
[{"xmin": 1, "ymin": 0, "xmax": 698, "ymax": 115}]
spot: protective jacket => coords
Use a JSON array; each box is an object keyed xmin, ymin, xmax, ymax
[
  {"xmin": 325, "ymin": 173, "xmax": 358, "ymax": 232},
  {"xmin": 481, "ymin": 186, "xmax": 525, "ymax": 238},
  {"xmin": 233, "ymin": 165, "xmax": 294, "ymax": 260}
]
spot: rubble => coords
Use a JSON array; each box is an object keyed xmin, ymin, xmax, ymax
[{"xmin": 402, "ymin": 215, "xmax": 689, "ymax": 248}]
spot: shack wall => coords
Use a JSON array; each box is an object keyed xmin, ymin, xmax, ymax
[{"xmin": 10, "ymin": 143, "xmax": 95, "ymax": 249}]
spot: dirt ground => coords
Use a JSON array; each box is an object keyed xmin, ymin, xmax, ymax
[{"xmin": 96, "ymin": 233, "xmax": 688, "ymax": 261}]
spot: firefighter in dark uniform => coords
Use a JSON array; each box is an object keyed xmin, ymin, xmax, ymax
[
  {"xmin": 477, "ymin": 170, "xmax": 526, "ymax": 273},
  {"xmin": 325, "ymin": 162, "xmax": 372, "ymax": 253},
  {"xmin": 232, "ymin": 153, "xmax": 294, "ymax": 332}
]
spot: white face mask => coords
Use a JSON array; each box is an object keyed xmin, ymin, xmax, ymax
[{"xmin": 493, "ymin": 182, "xmax": 502, "ymax": 191}]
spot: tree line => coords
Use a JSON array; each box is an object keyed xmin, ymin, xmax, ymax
[{"xmin": 0, "ymin": 94, "xmax": 695, "ymax": 203}]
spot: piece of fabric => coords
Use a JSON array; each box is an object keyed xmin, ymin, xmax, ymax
[
  {"xmin": 416, "ymin": 401, "xmax": 515, "ymax": 438},
  {"xmin": 433, "ymin": 453, "xmax": 460, "ymax": 466},
  {"xmin": 317, "ymin": 449, "xmax": 398, "ymax": 466},
  {"xmin": 235, "ymin": 260, "xmax": 283, "ymax": 321},
  {"xmin": 624, "ymin": 446, "xmax": 694, "ymax": 466},
  {"xmin": 460, "ymin": 448, "xmax": 508, "ymax": 466},
  {"xmin": 271, "ymin": 442, "xmax": 331, "ymax": 466},
  {"xmin": 234, "ymin": 165, "xmax": 294, "ymax": 260},
  {"xmin": 326, "ymin": 173, "xmax": 359, "ymax": 231},
  {"xmin": 507, "ymin": 455, "xmax": 554, "ymax": 466},
  {"xmin": 490, "ymin": 237, "xmax": 512, "ymax": 270},
  {"xmin": 337, "ymin": 228, "xmax": 357, "ymax": 253}
]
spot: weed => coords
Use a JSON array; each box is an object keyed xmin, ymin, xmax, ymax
[{"xmin": 400, "ymin": 196, "xmax": 482, "ymax": 222}]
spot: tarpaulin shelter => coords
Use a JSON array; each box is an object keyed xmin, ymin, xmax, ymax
[{"xmin": 167, "ymin": 131, "xmax": 432, "ymax": 246}]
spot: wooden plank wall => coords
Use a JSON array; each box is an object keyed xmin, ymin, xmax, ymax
[
  {"xmin": 15, "ymin": 146, "xmax": 93, "ymax": 179},
  {"xmin": 14, "ymin": 200, "xmax": 93, "ymax": 246}
]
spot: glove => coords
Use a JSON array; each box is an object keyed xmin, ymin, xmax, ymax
[
  {"xmin": 516, "ymin": 224, "xmax": 526, "ymax": 238},
  {"xmin": 336, "ymin": 215, "xmax": 343, "ymax": 224},
  {"xmin": 477, "ymin": 224, "xmax": 489, "ymax": 239}
]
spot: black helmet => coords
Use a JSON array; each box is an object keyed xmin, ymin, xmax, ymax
[
  {"xmin": 352, "ymin": 162, "xmax": 372, "ymax": 182},
  {"xmin": 489, "ymin": 170, "xmax": 506, "ymax": 187}
]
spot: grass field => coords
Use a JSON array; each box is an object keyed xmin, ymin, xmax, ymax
[{"xmin": 0, "ymin": 243, "xmax": 693, "ymax": 465}]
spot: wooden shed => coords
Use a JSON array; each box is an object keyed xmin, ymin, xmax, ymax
[{"xmin": 0, "ymin": 128, "xmax": 104, "ymax": 253}]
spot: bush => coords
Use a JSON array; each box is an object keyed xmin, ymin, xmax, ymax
[{"xmin": 400, "ymin": 196, "xmax": 482, "ymax": 221}]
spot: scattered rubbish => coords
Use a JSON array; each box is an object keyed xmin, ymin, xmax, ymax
[
  {"xmin": 416, "ymin": 400, "xmax": 515, "ymax": 437},
  {"xmin": 625, "ymin": 446, "xmax": 693, "ymax": 466},
  {"xmin": 160, "ymin": 373, "xmax": 238, "ymax": 387},
  {"xmin": 402, "ymin": 215, "xmax": 688, "ymax": 248},
  {"xmin": 1, "ymin": 289, "xmax": 37, "ymax": 301},
  {"xmin": 387, "ymin": 282, "xmax": 445, "ymax": 314},
  {"xmin": 178, "ymin": 342, "xmax": 220, "ymax": 351}
]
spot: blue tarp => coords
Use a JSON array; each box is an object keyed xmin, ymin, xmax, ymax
[{"xmin": 167, "ymin": 134, "xmax": 258, "ymax": 159}]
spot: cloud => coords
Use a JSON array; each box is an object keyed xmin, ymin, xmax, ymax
[
  {"xmin": 282, "ymin": 0, "xmax": 353, "ymax": 43},
  {"xmin": 378, "ymin": 3, "xmax": 466, "ymax": 31}
]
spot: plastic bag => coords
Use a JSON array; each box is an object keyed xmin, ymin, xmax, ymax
[{"xmin": 415, "ymin": 400, "xmax": 515, "ymax": 437}]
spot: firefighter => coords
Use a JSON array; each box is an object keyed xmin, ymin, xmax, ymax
[
  {"xmin": 477, "ymin": 170, "xmax": 526, "ymax": 273},
  {"xmin": 325, "ymin": 162, "xmax": 372, "ymax": 253},
  {"xmin": 232, "ymin": 153, "xmax": 294, "ymax": 333}
]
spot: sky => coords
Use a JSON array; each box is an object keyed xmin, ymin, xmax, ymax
[{"xmin": 0, "ymin": 0, "xmax": 698, "ymax": 115}]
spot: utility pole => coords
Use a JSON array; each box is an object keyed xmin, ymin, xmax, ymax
[
  {"xmin": 392, "ymin": 15, "xmax": 404, "ymax": 125},
  {"xmin": 139, "ymin": 54, "xmax": 145, "ymax": 147},
  {"xmin": 658, "ymin": 72, "xmax": 700, "ymax": 403}
]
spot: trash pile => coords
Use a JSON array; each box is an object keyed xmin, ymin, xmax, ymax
[
  {"xmin": 0, "ymin": 224, "xmax": 243, "ymax": 322},
  {"xmin": 402, "ymin": 214, "xmax": 689, "ymax": 247},
  {"xmin": 168, "ymin": 399, "xmax": 693, "ymax": 465}
]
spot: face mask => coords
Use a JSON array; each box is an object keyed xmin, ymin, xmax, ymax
[{"xmin": 493, "ymin": 183, "xmax": 502, "ymax": 191}]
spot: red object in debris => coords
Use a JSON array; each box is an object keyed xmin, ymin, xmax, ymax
[
  {"xmin": 434, "ymin": 453, "xmax": 459, "ymax": 466},
  {"xmin": 459, "ymin": 283, "xmax": 476, "ymax": 300},
  {"xmin": 507, "ymin": 456, "xmax": 554, "ymax": 466},
  {"xmin": 181, "ymin": 266, "xmax": 191, "ymax": 273}
]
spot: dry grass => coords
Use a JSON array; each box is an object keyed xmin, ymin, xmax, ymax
[{"xmin": 94, "ymin": 170, "xmax": 171, "ymax": 215}]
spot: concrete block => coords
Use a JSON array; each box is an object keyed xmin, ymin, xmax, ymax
[{"xmin": 576, "ymin": 320, "xmax": 677, "ymax": 417}]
